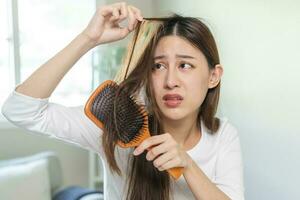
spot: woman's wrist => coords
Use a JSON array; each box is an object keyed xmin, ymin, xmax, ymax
[
  {"xmin": 183, "ymin": 153, "xmax": 194, "ymax": 173},
  {"xmin": 77, "ymin": 32, "xmax": 98, "ymax": 51}
]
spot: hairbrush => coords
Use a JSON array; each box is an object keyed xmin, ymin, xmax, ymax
[{"xmin": 84, "ymin": 80, "xmax": 183, "ymax": 179}]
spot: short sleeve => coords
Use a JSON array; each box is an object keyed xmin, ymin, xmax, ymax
[
  {"xmin": 214, "ymin": 123, "xmax": 245, "ymax": 200},
  {"xmin": 1, "ymin": 87, "xmax": 104, "ymax": 155}
]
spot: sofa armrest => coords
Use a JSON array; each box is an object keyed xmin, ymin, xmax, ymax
[
  {"xmin": 53, "ymin": 186, "xmax": 103, "ymax": 200},
  {"xmin": 0, "ymin": 151, "xmax": 63, "ymax": 196}
]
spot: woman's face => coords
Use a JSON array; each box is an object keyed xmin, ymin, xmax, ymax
[{"xmin": 151, "ymin": 35, "xmax": 212, "ymax": 122}]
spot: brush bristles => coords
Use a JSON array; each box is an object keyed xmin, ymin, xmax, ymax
[
  {"xmin": 115, "ymin": 91, "xmax": 149, "ymax": 143},
  {"xmin": 91, "ymin": 82, "xmax": 118, "ymax": 128},
  {"xmin": 90, "ymin": 81, "xmax": 149, "ymax": 145}
]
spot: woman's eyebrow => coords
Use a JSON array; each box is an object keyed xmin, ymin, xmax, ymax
[{"xmin": 154, "ymin": 54, "xmax": 196, "ymax": 60}]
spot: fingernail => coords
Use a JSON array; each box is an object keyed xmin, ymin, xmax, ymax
[{"xmin": 133, "ymin": 149, "xmax": 139, "ymax": 155}]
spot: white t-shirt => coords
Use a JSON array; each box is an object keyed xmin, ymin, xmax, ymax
[{"xmin": 1, "ymin": 88, "xmax": 245, "ymax": 200}]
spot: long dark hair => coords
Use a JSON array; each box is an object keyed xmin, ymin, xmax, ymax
[{"xmin": 102, "ymin": 14, "xmax": 221, "ymax": 200}]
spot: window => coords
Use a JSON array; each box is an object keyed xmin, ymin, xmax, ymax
[
  {"xmin": 0, "ymin": 0, "xmax": 102, "ymax": 124},
  {"xmin": 18, "ymin": 0, "xmax": 96, "ymax": 106},
  {"xmin": 0, "ymin": 0, "xmax": 13, "ymax": 116}
]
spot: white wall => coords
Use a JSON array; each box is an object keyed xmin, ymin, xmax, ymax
[{"xmin": 152, "ymin": 0, "xmax": 300, "ymax": 199}]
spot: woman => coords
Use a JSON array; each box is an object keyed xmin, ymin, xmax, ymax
[{"xmin": 2, "ymin": 2, "xmax": 244, "ymax": 200}]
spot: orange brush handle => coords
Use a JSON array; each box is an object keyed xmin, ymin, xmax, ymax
[{"xmin": 167, "ymin": 167, "xmax": 184, "ymax": 180}]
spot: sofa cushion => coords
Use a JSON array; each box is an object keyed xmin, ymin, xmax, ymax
[{"xmin": 0, "ymin": 158, "xmax": 51, "ymax": 200}]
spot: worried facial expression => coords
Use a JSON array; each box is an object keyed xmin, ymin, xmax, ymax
[{"xmin": 151, "ymin": 35, "xmax": 214, "ymax": 122}]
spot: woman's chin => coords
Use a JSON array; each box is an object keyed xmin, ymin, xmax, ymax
[{"xmin": 160, "ymin": 110, "xmax": 185, "ymax": 121}]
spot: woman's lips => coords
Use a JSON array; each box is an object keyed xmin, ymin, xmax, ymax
[
  {"xmin": 164, "ymin": 99, "xmax": 182, "ymax": 108},
  {"xmin": 162, "ymin": 94, "xmax": 184, "ymax": 108}
]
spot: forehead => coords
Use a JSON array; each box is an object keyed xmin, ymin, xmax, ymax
[{"xmin": 153, "ymin": 35, "xmax": 205, "ymax": 60}]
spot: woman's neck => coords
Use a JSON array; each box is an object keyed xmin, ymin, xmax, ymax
[{"xmin": 162, "ymin": 113, "xmax": 201, "ymax": 151}]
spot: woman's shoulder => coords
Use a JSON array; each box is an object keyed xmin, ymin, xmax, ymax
[
  {"xmin": 215, "ymin": 117, "xmax": 240, "ymax": 146},
  {"xmin": 218, "ymin": 117, "xmax": 238, "ymax": 135},
  {"xmin": 203, "ymin": 117, "xmax": 239, "ymax": 144}
]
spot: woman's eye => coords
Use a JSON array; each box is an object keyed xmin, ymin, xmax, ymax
[
  {"xmin": 153, "ymin": 63, "xmax": 165, "ymax": 70},
  {"xmin": 180, "ymin": 63, "xmax": 193, "ymax": 69}
]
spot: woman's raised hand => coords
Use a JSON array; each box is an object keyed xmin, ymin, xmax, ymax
[{"xmin": 81, "ymin": 2, "xmax": 143, "ymax": 48}]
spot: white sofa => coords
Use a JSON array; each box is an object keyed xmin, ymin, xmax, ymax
[{"xmin": 0, "ymin": 151, "xmax": 103, "ymax": 200}]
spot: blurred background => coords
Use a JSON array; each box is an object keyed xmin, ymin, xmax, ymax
[{"xmin": 0, "ymin": 0, "xmax": 299, "ymax": 199}]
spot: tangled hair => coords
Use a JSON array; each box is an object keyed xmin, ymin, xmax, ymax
[{"xmin": 101, "ymin": 13, "xmax": 221, "ymax": 200}]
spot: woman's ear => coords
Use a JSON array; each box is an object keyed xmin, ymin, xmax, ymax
[{"xmin": 208, "ymin": 64, "xmax": 223, "ymax": 89}]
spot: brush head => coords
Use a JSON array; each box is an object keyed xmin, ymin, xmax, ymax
[{"xmin": 84, "ymin": 80, "xmax": 150, "ymax": 148}]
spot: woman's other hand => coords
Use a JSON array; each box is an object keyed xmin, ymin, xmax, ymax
[
  {"xmin": 133, "ymin": 133, "xmax": 192, "ymax": 171},
  {"xmin": 81, "ymin": 2, "xmax": 143, "ymax": 48}
]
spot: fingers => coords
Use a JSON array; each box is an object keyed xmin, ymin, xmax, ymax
[
  {"xmin": 158, "ymin": 157, "xmax": 181, "ymax": 171},
  {"xmin": 129, "ymin": 5, "xmax": 143, "ymax": 21},
  {"xmin": 119, "ymin": 2, "xmax": 128, "ymax": 20},
  {"xmin": 99, "ymin": 5, "xmax": 116, "ymax": 18},
  {"xmin": 133, "ymin": 133, "xmax": 188, "ymax": 172},
  {"xmin": 152, "ymin": 149, "xmax": 177, "ymax": 168},
  {"xmin": 128, "ymin": 5, "xmax": 143, "ymax": 31},
  {"xmin": 99, "ymin": 2, "xmax": 143, "ymax": 31},
  {"xmin": 133, "ymin": 134, "xmax": 171, "ymax": 155},
  {"xmin": 127, "ymin": 6, "xmax": 136, "ymax": 31},
  {"xmin": 101, "ymin": 4, "xmax": 122, "ymax": 22},
  {"xmin": 127, "ymin": 5, "xmax": 143, "ymax": 31},
  {"xmin": 146, "ymin": 142, "xmax": 169, "ymax": 161}
]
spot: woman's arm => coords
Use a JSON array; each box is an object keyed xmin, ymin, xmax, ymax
[
  {"xmin": 16, "ymin": 33, "xmax": 93, "ymax": 98},
  {"xmin": 2, "ymin": 92, "xmax": 103, "ymax": 153},
  {"xmin": 16, "ymin": 2, "xmax": 143, "ymax": 99},
  {"xmin": 183, "ymin": 126, "xmax": 244, "ymax": 200},
  {"xmin": 183, "ymin": 155, "xmax": 231, "ymax": 200}
]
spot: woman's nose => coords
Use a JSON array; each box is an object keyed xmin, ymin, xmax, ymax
[{"xmin": 164, "ymin": 68, "xmax": 180, "ymax": 89}]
